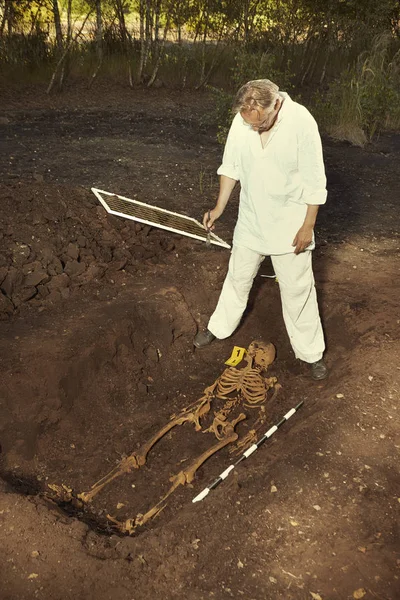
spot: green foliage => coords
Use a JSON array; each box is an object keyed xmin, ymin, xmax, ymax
[
  {"xmin": 0, "ymin": 31, "xmax": 52, "ymax": 67},
  {"xmin": 232, "ymin": 48, "xmax": 293, "ymax": 92},
  {"xmin": 204, "ymin": 84, "xmax": 234, "ymax": 144},
  {"xmin": 312, "ymin": 34, "xmax": 400, "ymax": 145},
  {"xmin": 206, "ymin": 48, "xmax": 294, "ymax": 145}
]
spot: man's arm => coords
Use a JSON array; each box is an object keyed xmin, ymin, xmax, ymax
[
  {"xmin": 203, "ymin": 113, "xmax": 242, "ymax": 230},
  {"xmin": 293, "ymin": 109, "xmax": 327, "ymax": 253},
  {"xmin": 203, "ymin": 175, "xmax": 237, "ymax": 230},
  {"xmin": 292, "ymin": 204, "xmax": 319, "ymax": 254}
]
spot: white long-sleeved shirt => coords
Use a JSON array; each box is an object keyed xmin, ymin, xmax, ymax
[{"xmin": 217, "ymin": 93, "xmax": 327, "ymax": 255}]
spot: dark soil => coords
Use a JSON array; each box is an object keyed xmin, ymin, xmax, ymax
[{"xmin": 0, "ymin": 83, "xmax": 399, "ymax": 600}]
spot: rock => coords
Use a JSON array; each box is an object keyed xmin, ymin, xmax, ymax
[
  {"xmin": 113, "ymin": 248, "xmax": 127, "ymax": 261},
  {"xmin": 0, "ymin": 292, "xmax": 14, "ymax": 318},
  {"xmin": 142, "ymin": 225, "xmax": 152, "ymax": 237},
  {"xmin": 0, "ymin": 116, "xmax": 10, "ymax": 125},
  {"xmin": 22, "ymin": 261, "xmax": 43, "ymax": 276},
  {"xmin": 37, "ymin": 284, "xmax": 49, "ymax": 298},
  {"xmin": 107, "ymin": 215, "xmax": 124, "ymax": 230},
  {"xmin": 11, "ymin": 242, "xmax": 31, "ymax": 267},
  {"xmin": 81, "ymin": 253, "xmax": 95, "ymax": 264},
  {"xmin": 60, "ymin": 288, "xmax": 70, "ymax": 299},
  {"xmin": 1, "ymin": 268, "xmax": 23, "ymax": 297},
  {"xmin": 67, "ymin": 243, "xmax": 80, "ymax": 260},
  {"xmin": 75, "ymin": 263, "xmax": 105, "ymax": 284},
  {"xmin": 33, "ymin": 173, "xmax": 44, "ymax": 183},
  {"xmin": 144, "ymin": 345, "xmax": 159, "ymax": 363},
  {"xmin": 46, "ymin": 290, "xmax": 61, "ymax": 304},
  {"xmin": 48, "ymin": 273, "xmax": 70, "ymax": 290},
  {"xmin": 160, "ymin": 238, "xmax": 175, "ymax": 252},
  {"xmin": 132, "ymin": 246, "xmax": 146, "ymax": 260},
  {"xmin": 24, "ymin": 271, "xmax": 49, "ymax": 287},
  {"xmin": 41, "ymin": 247, "xmax": 55, "ymax": 265},
  {"xmin": 28, "ymin": 249, "xmax": 37, "ymax": 262},
  {"xmin": 101, "ymin": 230, "xmax": 115, "ymax": 243},
  {"xmin": 108, "ymin": 259, "xmax": 127, "ymax": 272},
  {"xmin": 121, "ymin": 225, "xmax": 134, "ymax": 238},
  {"xmin": 17, "ymin": 287, "xmax": 38, "ymax": 303},
  {"xmin": 77, "ymin": 235, "xmax": 87, "ymax": 248},
  {"xmin": 95, "ymin": 205, "xmax": 106, "ymax": 221},
  {"xmin": 94, "ymin": 245, "xmax": 112, "ymax": 262},
  {"xmin": 64, "ymin": 260, "xmax": 86, "ymax": 277},
  {"xmin": 47, "ymin": 257, "xmax": 63, "ymax": 276}
]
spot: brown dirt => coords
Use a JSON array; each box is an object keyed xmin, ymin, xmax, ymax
[{"xmin": 0, "ymin": 83, "xmax": 399, "ymax": 600}]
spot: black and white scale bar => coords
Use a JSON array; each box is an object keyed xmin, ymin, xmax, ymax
[{"xmin": 192, "ymin": 401, "xmax": 304, "ymax": 503}]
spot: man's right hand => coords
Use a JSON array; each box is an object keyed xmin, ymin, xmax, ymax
[{"xmin": 202, "ymin": 207, "xmax": 222, "ymax": 231}]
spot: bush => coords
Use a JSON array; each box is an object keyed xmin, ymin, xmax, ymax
[
  {"xmin": 312, "ymin": 33, "xmax": 400, "ymax": 146},
  {"xmin": 0, "ymin": 31, "xmax": 50, "ymax": 67}
]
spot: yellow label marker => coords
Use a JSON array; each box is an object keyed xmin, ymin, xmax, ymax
[{"xmin": 225, "ymin": 346, "xmax": 246, "ymax": 366}]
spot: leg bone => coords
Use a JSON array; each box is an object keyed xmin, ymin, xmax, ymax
[
  {"xmin": 108, "ymin": 413, "xmax": 247, "ymax": 534},
  {"xmin": 78, "ymin": 392, "xmax": 215, "ymax": 503}
]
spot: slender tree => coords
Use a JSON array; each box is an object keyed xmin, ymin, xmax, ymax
[
  {"xmin": 89, "ymin": 0, "xmax": 103, "ymax": 86},
  {"xmin": 52, "ymin": 0, "xmax": 63, "ymax": 52}
]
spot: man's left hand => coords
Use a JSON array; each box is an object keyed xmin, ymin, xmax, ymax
[{"xmin": 292, "ymin": 225, "xmax": 313, "ymax": 254}]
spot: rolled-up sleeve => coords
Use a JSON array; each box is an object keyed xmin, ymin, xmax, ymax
[
  {"xmin": 298, "ymin": 111, "xmax": 327, "ymax": 205},
  {"xmin": 217, "ymin": 113, "xmax": 241, "ymax": 181}
]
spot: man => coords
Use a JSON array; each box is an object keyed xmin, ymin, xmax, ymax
[{"xmin": 193, "ymin": 79, "xmax": 328, "ymax": 381}]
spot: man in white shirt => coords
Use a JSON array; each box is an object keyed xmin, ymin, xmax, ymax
[{"xmin": 194, "ymin": 79, "xmax": 328, "ymax": 381}]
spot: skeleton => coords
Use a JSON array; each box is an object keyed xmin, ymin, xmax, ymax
[{"xmin": 52, "ymin": 340, "xmax": 280, "ymax": 534}]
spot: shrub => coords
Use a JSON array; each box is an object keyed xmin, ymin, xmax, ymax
[{"xmin": 312, "ymin": 33, "xmax": 400, "ymax": 146}]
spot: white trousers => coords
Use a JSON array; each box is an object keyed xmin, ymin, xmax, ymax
[{"xmin": 208, "ymin": 245, "xmax": 325, "ymax": 363}]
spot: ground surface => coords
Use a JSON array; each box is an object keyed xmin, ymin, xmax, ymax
[{"xmin": 0, "ymin": 82, "xmax": 399, "ymax": 600}]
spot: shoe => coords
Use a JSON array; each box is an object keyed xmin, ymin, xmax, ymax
[
  {"xmin": 193, "ymin": 329, "xmax": 216, "ymax": 348},
  {"xmin": 310, "ymin": 358, "xmax": 328, "ymax": 381}
]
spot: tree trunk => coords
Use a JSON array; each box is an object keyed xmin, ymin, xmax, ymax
[
  {"xmin": 243, "ymin": 0, "xmax": 249, "ymax": 45},
  {"xmin": 47, "ymin": 10, "xmax": 91, "ymax": 94},
  {"xmin": 6, "ymin": 0, "xmax": 15, "ymax": 36},
  {"xmin": 114, "ymin": 0, "xmax": 133, "ymax": 87},
  {"xmin": 196, "ymin": 11, "xmax": 228, "ymax": 90},
  {"xmin": 89, "ymin": 0, "xmax": 103, "ymax": 87},
  {"xmin": 198, "ymin": 14, "xmax": 209, "ymax": 87},
  {"xmin": 52, "ymin": 0, "xmax": 63, "ymax": 52},
  {"xmin": 59, "ymin": 0, "xmax": 72, "ymax": 90},
  {"xmin": 148, "ymin": 11, "xmax": 171, "ymax": 87},
  {"xmin": 138, "ymin": 0, "xmax": 152, "ymax": 83},
  {"xmin": 0, "ymin": 0, "xmax": 11, "ymax": 37},
  {"xmin": 138, "ymin": 0, "xmax": 145, "ymax": 81},
  {"xmin": 29, "ymin": 6, "xmax": 42, "ymax": 35},
  {"xmin": 154, "ymin": 0, "xmax": 161, "ymax": 44}
]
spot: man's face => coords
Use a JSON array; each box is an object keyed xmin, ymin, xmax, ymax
[{"xmin": 240, "ymin": 99, "xmax": 279, "ymax": 133}]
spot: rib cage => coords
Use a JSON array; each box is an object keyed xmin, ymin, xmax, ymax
[{"xmin": 216, "ymin": 365, "xmax": 271, "ymax": 405}]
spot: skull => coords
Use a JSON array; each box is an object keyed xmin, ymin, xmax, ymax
[{"xmin": 247, "ymin": 341, "xmax": 276, "ymax": 369}]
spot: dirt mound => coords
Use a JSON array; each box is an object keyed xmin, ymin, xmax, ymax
[{"xmin": 0, "ymin": 182, "xmax": 176, "ymax": 318}]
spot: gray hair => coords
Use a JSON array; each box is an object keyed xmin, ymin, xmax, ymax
[{"xmin": 233, "ymin": 79, "xmax": 280, "ymax": 114}]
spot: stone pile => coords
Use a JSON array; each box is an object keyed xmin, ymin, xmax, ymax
[{"xmin": 0, "ymin": 183, "xmax": 176, "ymax": 318}]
